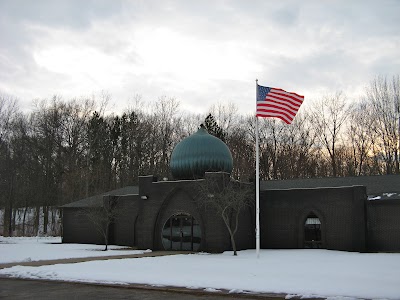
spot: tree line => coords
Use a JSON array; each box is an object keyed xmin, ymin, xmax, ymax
[{"xmin": 0, "ymin": 76, "xmax": 399, "ymax": 236}]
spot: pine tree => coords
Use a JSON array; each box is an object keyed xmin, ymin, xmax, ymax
[{"xmin": 203, "ymin": 113, "xmax": 226, "ymax": 141}]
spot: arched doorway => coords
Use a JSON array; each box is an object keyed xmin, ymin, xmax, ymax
[
  {"xmin": 304, "ymin": 213, "xmax": 322, "ymax": 248},
  {"xmin": 161, "ymin": 213, "xmax": 201, "ymax": 251}
]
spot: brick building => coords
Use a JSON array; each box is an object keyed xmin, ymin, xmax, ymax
[{"xmin": 62, "ymin": 128, "xmax": 400, "ymax": 252}]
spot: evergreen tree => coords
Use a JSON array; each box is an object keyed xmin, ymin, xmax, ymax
[{"xmin": 203, "ymin": 113, "xmax": 226, "ymax": 141}]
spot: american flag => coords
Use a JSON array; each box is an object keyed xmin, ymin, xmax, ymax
[{"xmin": 256, "ymin": 85, "xmax": 304, "ymax": 124}]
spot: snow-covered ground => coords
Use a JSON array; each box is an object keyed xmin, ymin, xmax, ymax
[
  {"xmin": 0, "ymin": 236, "xmax": 150, "ymax": 263},
  {"xmin": 1, "ymin": 237, "xmax": 400, "ymax": 299}
]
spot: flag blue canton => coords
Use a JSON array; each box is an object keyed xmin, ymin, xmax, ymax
[{"xmin": 257, "ymin": 86, "xmax": 271, "ymax": 101}]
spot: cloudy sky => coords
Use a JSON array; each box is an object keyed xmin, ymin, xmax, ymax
[{"xmin": 0, "ymin": 0, "xmax": 399, "ymax": 115}]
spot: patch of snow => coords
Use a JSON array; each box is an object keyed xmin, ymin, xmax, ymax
[
  {"xmin": 325, "ymin": 297, "xmax": 360, "ymax": 300},
  {"xmin": 0, "ymin": 236, "xmax": 60, "ymax": 244},
  {"xmin": 204, "ymin": 287, "xmax": 221, "ymax": 292},
  {"xmin": 229, "ymin": 288, "xmax": 244, "ymax": 294},
  {"xmin": 150, "ymin": 284, "xmax": 166, "ymax": 287},
  {"xmin": 0, "ymin": 249, "xmax": 399, "ymax": 299},
  {"xmin": 383, "ymin": 193, "xmax": 397, "ymax": 197},
  {"xmin": 0, "ymin": 236, "xmax": 151, "ymax": 263},
  {"xmin": 368, "ymin": 192, "xmax": 400, "ymax": 201}
]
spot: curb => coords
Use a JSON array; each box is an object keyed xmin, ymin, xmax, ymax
[{"xmin": 0, "ymin": 276, "xmax": 316, "ymax": 299}]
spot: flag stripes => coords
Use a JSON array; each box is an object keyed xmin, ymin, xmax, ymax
[{"xmin": 256, "ymin": 85, "xmax": 304, "ymax": 124}]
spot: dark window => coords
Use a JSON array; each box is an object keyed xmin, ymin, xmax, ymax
[
  {"xmin": 304, "ymin": 213, "xmax": 322, "ymax": 249},
  {"xmin": 162, "ymin": 213, "xmax": 201, "ymax": 251}
]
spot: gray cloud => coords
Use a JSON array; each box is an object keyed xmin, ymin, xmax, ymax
[
  {"xmin": 0, "ymin": 0, "xmax": 124, "ymax": 28},
  {"xmin": 0, "ymin": 0, "xmax": 399, "ymax": 114}
]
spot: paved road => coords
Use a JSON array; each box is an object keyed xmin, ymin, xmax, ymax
[{"xmin": 0, "ymin": 278, "xmax": 289, "ymax": 300}]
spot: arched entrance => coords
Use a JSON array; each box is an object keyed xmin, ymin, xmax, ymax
[
  {"xmin": 304, "ymin": 213, "xmax": 322, "ymax": 248},
  {"xmin": 161, "ymin": 213, "xmax": 201, "ymax": 251}
]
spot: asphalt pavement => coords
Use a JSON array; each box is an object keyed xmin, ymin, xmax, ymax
[{"xmin": 0, "ymin": 277, "xmax": 290, "ymax": 300}]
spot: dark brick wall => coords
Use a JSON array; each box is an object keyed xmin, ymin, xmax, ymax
[
  {"xmin": 367, "ymin": 200, "xmax": 400, "ymax": 251},
  {"xmin": 63, "ymin": 174, "xmax": 400, "ymax": 253},
  {"xmin": 152, "ymin": 187, "xmax": 205, "ymax": 250},
  {"xmin": 135, "ymin": 175, "xmax": 230, "ymax": 252},
  {"xmin": 234, "ymin": 206, "xmax": 255, "ymax": 250},
  {"xmin": 135, "ymin": 175, "xmax": 173, "ymax": 250},
  {"xmin": 260, "ymin": 186, "xmax": 367, "ymax": 252},
  {"xmin": 113, "ymin": 195, "xmax": 142, "ymax": 247},
  {"xmin": 135, "ymin": 173, "xmax": 253, "ymax": 252},
  {"xmin": 62, "ymin": 208, "xmax": 104, "ymax": 245}
]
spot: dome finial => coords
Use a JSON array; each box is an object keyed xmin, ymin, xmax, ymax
[{"xmin": 199, "ymin": 123, "xmax": 208, "ymax": 133}]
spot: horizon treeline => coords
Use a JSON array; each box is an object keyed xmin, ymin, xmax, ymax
[{"xmin": 0, "ymin": 75, "xmax": 399, "ymax": 236}]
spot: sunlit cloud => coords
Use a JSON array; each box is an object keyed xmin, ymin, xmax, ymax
[
  {"xmin": 133, "ymin": 27, "xmax": 261, "ymax": 81},
  {"xmin": 0, "ymin": 0, "xmax": 399, "ymax": 115}
]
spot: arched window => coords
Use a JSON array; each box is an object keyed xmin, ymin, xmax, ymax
[
  {"xmin": 161, "ymin": 213, "xmax": 201, "ymax": 251},
  {"xmin": 304, "ymin": 213, "xmax": 322, "ymax": 248}
]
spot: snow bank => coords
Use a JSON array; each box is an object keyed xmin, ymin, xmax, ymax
[{"xmin": 1, "ymin": 248, "xmax": 399, "ymax": 299}]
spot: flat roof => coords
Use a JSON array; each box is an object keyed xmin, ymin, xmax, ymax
[{"xmin": 62, "ymin": 186, "xmax": 139, "ymax": 208}]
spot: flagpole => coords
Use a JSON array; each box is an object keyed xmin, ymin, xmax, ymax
[{"xmin": 255, "ymin": 79, "xmax": 260, "ymax": 258}]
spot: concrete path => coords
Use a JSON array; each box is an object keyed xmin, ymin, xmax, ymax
[{"xmin": 0, "ymin": 250, "xmax": 191, "ymax": 269}]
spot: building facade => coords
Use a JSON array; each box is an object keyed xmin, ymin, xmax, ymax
[{"xmin": 62, "ymin": 128, "xmax": 400, "ymax": 252}]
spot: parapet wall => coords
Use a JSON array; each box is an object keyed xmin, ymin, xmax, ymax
[
  {"xmin": 367, "ymin": 200, "xmax": 400, "ymax": 251},
  {"xmin": 260, "ymin": 186, "xmax": 367, "ymax": 252}
]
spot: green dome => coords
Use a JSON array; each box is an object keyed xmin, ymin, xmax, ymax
[{"xmin": 170, "ymin": 127, "xmax": 233, "ymax": 180}]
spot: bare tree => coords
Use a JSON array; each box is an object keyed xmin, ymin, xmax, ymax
[
  {"xmin": 347, "ymin": 100, "xmax": 374, "ymax": 175},
  {"xmin": 0, "ymin": 93, "xmax": 18, "ymax": 142},
  {"xmin": 196, "ymin": 174, "xmax": 253, "ymax": 256},
  {"xmin": 60, "ymin": 98, "xmax": 95, "ymax": 203},
  {"xmin": 310, "ymin": 92, "xmax": 351, "ymax": 177},
  {"xmin": 151, "ymin": 96, "xmax": 181, "ymax": 177},
  {"xmin": 0, "ymin": 93, "xmax": 19, "ymax": 236},
  {"xmin": 82, "ymin": 196, "xmax": 122, "ymax": 251},
  {"xmin": 228, "ymin": 115, "xmax": 255, "ymax": 181},
  {"xmin": 366, "ymin": 76, "xmax": 400, "ymax": 174},
  {"xmin": 208, "ymin": 102, "xmax": 238, "ymax": 135},
  {"xmin": 259, "ymin": 118, "xmax": 285, "ymax": 179},
  {"xmin": 31, "ymin": 97, "xmax": 66, "ymax": 234}
]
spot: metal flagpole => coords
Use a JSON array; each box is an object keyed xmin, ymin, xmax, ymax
[{"xmin": 255, "ymin": 79, "xmax": 260, "ymax": 258}]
